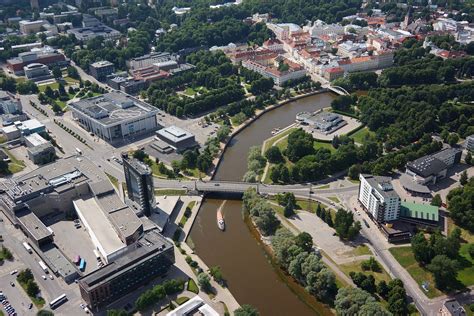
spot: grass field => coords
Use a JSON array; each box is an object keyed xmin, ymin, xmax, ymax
[
  {"xmin": 350, "ymin": 245, "xmax": 372, "ymax": 256},
  {"xmin": 187, "ymin": 279, "xmax": 199, "ymax": 294},
  {"xmin": 389, "ymin": 247, "xmax": 443, "ymax": 298},
  {"xmin": 448, "ymin": 218, "xmax": 474, "ymax": 243},
  {"xmin": 457, "ymin": 243, "xmax": 474, "ymax": 287},
  {"xmin": 105, "ymin": 173, "xmax": 119, "ymax": 189},
  {"xmin": 350, "ymin": 127, "xmax": 375, "ymax": 144},
  {"xmin": 314, "ymin": 140, "xmax": 336, "ymax": 153},
  {"xmin": 175, "ymin": 296, "xmax": 190, "ymax": 305},
  {"xmin": 339, "ymin": 258, "xmax": 392, "ymax": 283},
  {"xmin": 38, "ymin": 82, "xmax": 60, "ymax": 92},
  {"xmin": 4, "ymin": 148, "xmax": 25, "ymax": 174},
  {"xmin": 328, "ymin": 196, "xmax": 340, "ymax": 204},
  {"xmin": 262, "ymin": 127, "xmax": 296, "ymax": 153}
]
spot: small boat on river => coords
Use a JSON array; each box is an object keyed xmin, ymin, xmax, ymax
[{"xmin": 217, "ymin": 201, "xmax": 226, "ymax": 231}]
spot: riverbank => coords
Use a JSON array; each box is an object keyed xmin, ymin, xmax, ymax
[{"xmin": 210, "ymin": 88, "xmax": 333, "ymax": 179}]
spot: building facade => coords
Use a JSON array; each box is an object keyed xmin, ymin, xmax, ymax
[
  {"xmin": 78, "ymin": 230, "xmax": 174, "ymax": 310},
  {"xmin": 123, "ymin": 157, "xmax": 155, "ymax": 216},
  {"xmin": 24, "ymin": 63, "xmax": 51, "ymax": 80},
  {"xmin": 69, "ymin": 91, "xmax": 160, "ymax": 144},
  {"xmin": 89, "ymin": 61, "xmax": 115, "ymax": 81},
  {"xmin": 358, "ymin": 174, "xmax": 401, "ymax": 222}
]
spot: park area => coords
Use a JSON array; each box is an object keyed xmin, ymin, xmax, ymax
[{"xmin": 389, "ymin": 244, "xmax": 474, "ymax": 298}]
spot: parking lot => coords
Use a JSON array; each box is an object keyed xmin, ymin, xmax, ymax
[
  {"xmin": 49, "ymin": 219, "xmax": 99, "ymax": 275},
  {"xmin": 0, "ymin": 271, "xmax": 36, "ymax": 315}
]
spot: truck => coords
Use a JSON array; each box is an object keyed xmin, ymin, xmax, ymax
[
  {"xmin": 38, "ymin": 260, "xmax": 48, "ymax": 273},
  {"xmin": 22, "ymin": 242, "xmax": 32, "ymax": 254}
]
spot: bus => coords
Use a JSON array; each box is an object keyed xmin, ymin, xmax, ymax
[
  {"xmin": 49, "ymin": 294, "xmax": 67, "ymax": 309},
  {"xmin": 79, "ymin": 258, "xmax": 86, "ymax": 271},
  {"xmin": 73, "ymin": 255, "xmax": 81, "ymax": 265},
  {"xmin": 22, "ymin": 242, "xmax": 32, "ymax": 254},
  {"xmin": 38, "ymin": 260, "xmax": 48, "ymax": 273}
]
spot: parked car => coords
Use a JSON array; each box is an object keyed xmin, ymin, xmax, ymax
[{"xmin": 41, "ymin": 275, "xmax": 46, "ymax": 280}]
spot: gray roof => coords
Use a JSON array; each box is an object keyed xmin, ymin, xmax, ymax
[
  {"xmin": 79, "ymin": 229, "xmax": 172, "ymax": 290},
  {"xmin": 432, "ymin": 147, "xmax": 461, "ymax": 161},
  {"xmin": 124, "ymin": 157, "xmax": 151, "ymax": 176},
  {"xmin": 362, "ymin": 174, "xmax": 399, "ymax": 199},
  {"xmin": 16, "ymin": 208, "xmax": 52, "ymax": 241},
  {"xmin": 156, "ymin": 125, "xmax": 194, "ymax": 143},
  {"xmin": 443, "ymin": 299, "xmax": 466, "ymax": 316},
  {"xmin": 406, "ymin": 156, "xmax": 447, "ymax": 178},
  {"xmin": 69, "ymin": 91, "xmax": 158, "ymax": 127}
]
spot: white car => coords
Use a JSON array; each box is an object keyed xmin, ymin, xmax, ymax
[
  {"xmin": 80, "ymin": 303, "xmax": 86, "ymax": 309},
  {"xmin": 49, "ymin": 275, "xmax": 54, "ymax": 280},
  {"xmin": 41, "ymin": 275, "xmax": 47, "ymax": 280},
  {"xmin": 9, "ymin": 270, "xmax": 17, "ymax": 275}
]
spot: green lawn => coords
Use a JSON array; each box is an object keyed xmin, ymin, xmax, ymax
[
  {"xmin": 339, "ymin": 258, "xmax": 392, "ymax": 283},
  {"xmin": 350, "ymin": 245, "xmax": 372, "ymax": 256},
  {"xmin": 38, "ymin": 82, "xmax": 59, "ymax": 92},
  {"xmin": 18, "ymin": 280, "xmax": 45, "ymax": 308},
  {"xmin": 448, "ymin": 218, "xmax": 474, "ymax": 243},
  {"xmin": 389, "ymin": 247, "xmax": 443, "ymax": 298},
  {"xmin": 105, "ymin": 173, "xmax": 119, "ymax": 189},
  {"xmin": 262, "ymin": 127, "xmax": 296, "ymax": 153},
  {"xmin": 315, "ymin": 184, "xmax": 330, "ymax": 189},
  {"xmin": 64, "ymin": 76, "xmax": 79, "ymax": 84},
  {"xmin": 328, "ymin": 196, "xmax": 340, "ymax": 204},
  {"xmin": 314, "ymin": 140, "xmax": 336, "ymax": 153},
  {"xmin": 184, "ymin": 87, "xmax": 197, "ymax": 96},
  {"xmin": 176, "ymin": 296, "xmax": 190, "ymax": 305},
  {"xmin": 179, "ymin": 201, "xmax": 196, "ymax": 227},
  {"xmin": 187, "ymin": 279, "xmax": 199, "ymax": 294},
  {"xmin": 457, "ymin": 243, "xmax": 474, "ymax": 287},
  {"xmin": 350, "ymin": 127, "xmax": 375, "ymax": 144},
  {"xmin": 4, "ymin": 149, "xmax": 25, "ymax": 174}
]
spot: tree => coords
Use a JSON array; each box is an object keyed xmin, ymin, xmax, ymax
[
  {"xmin": 253, "ymin": 208, "xmax": 280, "ymax": 236},
  {"xmin": 283, "ymin": 200, "xmax": 295, "ymax": 218},
  {"xmin": 17, "ymin": 269, "xmax": 34, "ymax": 284},
  {"xmin": 411, "ymin": 233, "xmax": 433, "ymax": 265},
  {"xmin": 265, "ymin": 146, "xmax": 283, "ymax": 163},
  {"xmin": 447, "ymin": 133, "xmax": 459, "ymax": 146},
  {"xmin": 427, "ymin": 255, "xmax": 459, "ymax": 290},
  {"xmin": 67, "ymin": 66, "xmax": 79, "ymax": 79},
  {"xmin": 216, "ymin": 125, "xmax": 230, "ymax": 142},
  {"xmin": 431, "ymin": 194, "xmax": 442, "ymax": 207},
  {"xmin": 334, "ymin": 208, "xmax": 361, "ymax": 240},
  {"xmin": 348, "ymin": 164, "xmax": 361, "ymax": 180},
  {"xmin": 295, "ymin": 232, "xmax": 313, "ymax": 252},
  {"xmin": 335, "ymin": 287, "xmax": 383, "ymax": 315},
  {"xmin": 286, "ymin": 129, "xmax": 314, "ymax": 162},
  {"xmin": 377, "ymin": 280, "xmax": 389, "ymax": 298},
  {"xmin": 460, "ymin": 170, "xmax": 468, "ymax": 185},
  {"xmin": 466, "ymin": 152, "xmax": 472, "ymax": 165},
  {"xmin": 234, "ymin": 305, "xmax": 259, "ymax": 316},
  {"xmin": 448, "ymin": 177, "xmax": 474, "ymax": 232},
  {"xmin": 107, "ymin": 309, "xmax": 128, "ymax": 316},
  {"xmin": 468, "ymin": 244, "xmax": 474, "ymax": 258},
  {"xmin": 209, "ymin": 266, "xmax": 224, "ymax": 283},
  {"xmin": 197, "ymin": 272, "xmax": 211, "ymax": 292},
  {"xmin": 26, "ymin": 279, "xmax": 40, "ymax": 297},
  {"xmin": 52, "ymin": 66, "xmax": 62, "ymax": 79}
]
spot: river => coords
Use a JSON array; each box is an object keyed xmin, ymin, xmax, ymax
[{"xmin": 189, "ymin": 92, "xmax": 336, "ymax": 316}]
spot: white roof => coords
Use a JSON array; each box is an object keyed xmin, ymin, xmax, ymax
[
  {"xmin": 2, "ymin": 125, "xmax": 19, "ymax": 133},
  {"xmin": 15, "ymin": 119, "xmax": 44, "ymax": 131},
  {"xmin": 24, "ymin": 133, "xmax": 48, "ymax": 147},
  {"xmin": 166, "ymin": 296, "xmax": 219, "ymax": 316}
]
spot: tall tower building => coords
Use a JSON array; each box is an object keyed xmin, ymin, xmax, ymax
[{"xmin": 123, "ymin": 157, "xmax": 155, "ymax": 216}]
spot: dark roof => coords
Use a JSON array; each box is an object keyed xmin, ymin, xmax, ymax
[
  {"xmin": 443, "ymin": 299, "xmax": 466, "ymax": 316},
  {"xmin": 406, "ymin": 156, "xmax": 447, "ymax": 178}
]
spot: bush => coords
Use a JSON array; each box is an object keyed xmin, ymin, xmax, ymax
[{"xmin": 173, "ymin": 228, "xmax": 182, "ymax": 241}]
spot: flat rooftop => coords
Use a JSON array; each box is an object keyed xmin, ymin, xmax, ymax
[
  {"xmin": 79, "ymin": 229, "xmax": 172, "ymax": 290},
  {"xmin": 156, "ymin": 125, "xmax": 194, "ymax": 143},
  {"xmin": 16, "ymin": 208, "xmax": 52, "ymax": 242},
  {"xmin": 400, "ymin": 201, "xmax": 439, "ymax": 222},
  {"xmin": 74, "ymin": 198, "xmax": 125, "ymax": 257},
  {"xmin": 69, "ymin": 91, "xmax": 158, "ymax": 127},
  {"xmin": 42, "ymin": 244, "xmax": 78, "ymax": 280},
  {"xmin": 363, "ymin": 174, "xmax": 399, "ymax": 199}
]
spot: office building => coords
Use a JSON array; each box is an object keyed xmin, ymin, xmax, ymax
[
  {"xmin": 123, "ymin": 157, "xmax": 155, "ymax": 216},
  {"xmin": 155, "ymin": 125, "xmax": 197, "ymax": 153},
  {"xmin": 405, "ymin": 148, "xmax": 462, "ymax": 185},
  {"xmin": 7, "ymin": 47, "xmax": 67, "ymax": 75},
  {"xmin": 0, "ymin": 91, "xmax": 22, "ymax": 115},
  {"xmin": 19, "ymin": 20, "xmax": 47, "ymax": 35},
  {"xmin": 67, "ymin": 21, "xmax": 121, "ymax": 41},
  {"xmin": 23, "ymin": 63, "xmax": 51, "ymax": 80},
  {"xmin": 89, "ymin": 61, "xmax": 115, "ymax": 81},
  {"xmin": 127, "ymin": 52, "xmax": 177, "ymax": 71},
  {"xmin": 2, "ymin": 119, "xmax": 46, "ymax": 140},
  {"xmin": 358, "ymin": 174, "xmax": 401, "ymax": 222},
  {"xmin": 69, "ymin": 91, "xmax": 160, "ymax": 144},
  {"xmin": 24, "ymin": 133, "xmax": 56, "ymax": 165},
  {"xmin": 0, "ymin": 156, "xmax": 145, "ymax": 282},
  {"xmin": 78, "ymin": 229, "xmax": 174, "ymax": 310},
  {"xmin": 466, "ymin": 135, "xmax": 474, "ymax": 152}
]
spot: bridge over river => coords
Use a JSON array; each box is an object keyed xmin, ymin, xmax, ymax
[{"xmin": 153, "ymin": 179, "xmax": 358, "ymax": 196}]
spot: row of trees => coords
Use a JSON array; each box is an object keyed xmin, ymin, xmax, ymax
[
  {"xmin": 135, "ymin": 279, "xmax": 185, "ymax": 311},
  {"xmin": 17, "ymin": 269, "xmax": 40, "ymax": 298},
  {"xmin": 242, "ymin": 189, "xmax": 341, "ymax": 304}
]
